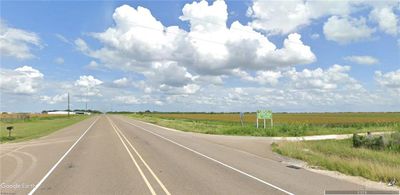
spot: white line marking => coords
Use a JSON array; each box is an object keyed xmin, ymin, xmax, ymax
[
  {"xmin": 28, "ymin": 117, "xmax": 100, "ymax": 195},
  {"xmin": 107, "ymin": 116, "xmax": 157, "ymax": 195},
  {"xmin": 110, "ymin": 117, "xmax": 171, "ymax": 195},
  {"xmin": 121, "ymin": 117, "xmax": 294, "ymax": 195},
  {"xmin": 4, "ymin": 152, "xmax": 24, "ymax": 183},
  {"xmin": 132, "ymin": 119, "xmax": 181, "ymax": 133}
]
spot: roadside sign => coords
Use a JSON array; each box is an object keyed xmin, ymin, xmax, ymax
[
  {"xmin": 257, "ymin": 110, "xmax": 272, "ymax": 119},
  {"xmin": 256, "ymin": 110, "xmax": 273, "ymax": 128}
]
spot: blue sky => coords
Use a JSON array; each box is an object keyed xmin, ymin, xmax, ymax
[{"xmin": 0, "ymin": 0, "xmax": 399, "ymax": 113}]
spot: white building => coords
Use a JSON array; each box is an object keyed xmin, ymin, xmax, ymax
[{"xmin": 47, "ymin": 111, "xmax": 76, "ymax": 115}]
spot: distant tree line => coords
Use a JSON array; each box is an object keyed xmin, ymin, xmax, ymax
[
  {"xmin": 42, "ymin": 109, "xmax": 102, "ymax": 114},
  {"xmin": 107, "ymin": 111, "xmax": 139, "ymax": 114}
]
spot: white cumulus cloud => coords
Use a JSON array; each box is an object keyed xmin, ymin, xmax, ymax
[
  {"xmin": 247, "ymin": 0, "xmax": 398, "ymax": 38},
  {"xmin": 75, "ymin": 75, "xmax": 103, "ymax": 88},
  {"xmin": 0, "ymin": 21, "xmax": 42, "ymax": 59},
  {"xmin": 112, "ymin": 95, "xmax": 141, "ymax": 104},
  {"xmin": 40, "ymin": 93, "xmax": 68, "ymax": 104},
  {"xmin": 285, "ymin": 64, "xmax": 363, "ymax": 91},
  {"xmin": 75, "ymin": 2, "xmax": 316, "ymax": 96},
  {"xmin": 323, "ymin": 16, "xmax": 375, "ymax": 44},
  {"xmin": 232, "ymin": 68, "xmax": 282, "ymax": 85},
  {"xmin": 0, "ymin": 66, "xmax": 44, "ymax": 94},
  {"xmin": 113, "ymin": 77, "xmax": 130, "ymax": 87},
  {"xmin": 247, "ymin": 0, "xmax": 353, "ymax": 35},
  {"xmin": 74, "ymin": 75, "xmax": 103, "ymax": 97},
  {"xmin": 344, "ymin": 55, "xmax": 379, "ymax": 65},
  {"xmin": 369, "ymin": 6, "xmax": 399, "ymax": 36},
  {"xmin": 112, "ymin": 94, "xmax": 164, "ymax": 105},
  {"xmin": 375, "ymin": 69, "xmax": 400, "ymax": 89}
]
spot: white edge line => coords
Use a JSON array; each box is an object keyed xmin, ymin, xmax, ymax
[
  {"xmin": 28, "ymin": 117, "xmax": 100, "ymax": 195},
  {"xmin": 121, "ymin": 117, "xmax": 294, "ymax": 195},
  {"xmin": 131, "ymin": 118, "xmax": 181, "ymax": 133}
]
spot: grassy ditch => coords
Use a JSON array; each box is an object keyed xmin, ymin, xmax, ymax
[
  {"xmin": 272, "ymin": 137, "xmax": 400, "ymax": 186},
  {"xmin": 0, "ymin": 115, "xmax": 90, "ymax": 143},
  {"xmin": 128, "ymin": 114, "xmax": 399, "ymax": 137},
  {"xmin": 352, "ymin": 132, "xmax": 400, "ymax": 152}
]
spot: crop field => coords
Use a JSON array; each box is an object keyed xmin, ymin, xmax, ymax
[
  {"xmin": 131, "ymin": 112, "xmax": 400, "ymax": 137},
  {"xmin": 150, "ymin": 112, "xmax": 400, "ymax": 126},
  {"xmin": 0, "ymin": 113, "xmax": 70, "ymax": 123}
]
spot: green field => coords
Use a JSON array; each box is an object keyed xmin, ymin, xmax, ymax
[
  {"xmin": 129, "ymin": 112, "xmax": 400, "ymax": 137},
  {"xmin": 0, "ymin": 115, "xmax": 90, "ymax": 143},
  {"xmin": 150, "ymin": 112, "xmax": 400, "ymax": 125},
  {"xmin": 272, "ymin": 138, "xmax": 400, "ymax": 186}
]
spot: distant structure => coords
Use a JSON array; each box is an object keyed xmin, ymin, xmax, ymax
[
  {"xmin": 75, "ymin": 111, "xmax": 91, "ymax": 115},
  {"xmin": 46, "ymin": 111, "xmax": 92, "ymax": 115},
  {"xmin": 47, "ymin": 111, "xmax": 76, "ymax": 115}
]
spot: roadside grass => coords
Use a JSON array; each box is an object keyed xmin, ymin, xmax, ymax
[
  {"xmin": 272, "ymin": 139, "xmax": 400, "ymax": 186},
  {"xmin": 128, "ymin": 114, "xmax": 400, "ymax": 137},
  {"xmin": 0, "ymin": 115, "xmax": 90, "ymax": 143}
]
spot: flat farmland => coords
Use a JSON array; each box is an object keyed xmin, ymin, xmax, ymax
[
  {"xmin": 0, "ymin": 113, "xmax": 70, "ymax": 122},
  {"xmin": 131, "ymin": 112, "xmax": 400, "ymax": 137},
  {"xmin": 151, "ymin": 112, "xmax": 400, "ymax": 125}
]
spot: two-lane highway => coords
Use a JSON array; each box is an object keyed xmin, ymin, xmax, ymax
[{"xmin": 1, "ymin": 115, "xmax": 377, "ymax": 194}]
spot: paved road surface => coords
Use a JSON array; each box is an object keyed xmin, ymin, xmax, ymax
[{"xmin": 0, "ymin": 115, "xmax": 383, "ymax": 194}]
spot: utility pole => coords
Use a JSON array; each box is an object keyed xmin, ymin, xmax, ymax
[
  {"xmin": 85, "ymin": 87, "xmax": 89, "ymax": 112},
  {"xmin": 67, "ymin": 92, "xmax": 70, "ymax": 117}
]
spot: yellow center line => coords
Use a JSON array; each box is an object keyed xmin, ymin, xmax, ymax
[
  {"xmin": 106, "ymin": 116, "xmax": 156, "ymax": 195},
  {"xmin": 111, "ymin": 117, "xmax": 171, "ymax": 195}
]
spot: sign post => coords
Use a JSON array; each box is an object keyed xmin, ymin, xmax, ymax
[
  {"xmin": 264, "ymin": 118, "xmax": 266, "ymax": 129},
  {"xmin": 256, "ymin": 117, "xmax": 258, "ymax": 128},
  {"xmin": 6, "ymin": 126, "xmax": 13, "ymax": 138},
  {"xmin": 256, "ymin": 110, "xmax": 273, "ymax": 128},
  {"xmin": 239, "ymin": 112, "xmax": 244, "ymax": 127},
  {"xmin": 256, "ymin": 111, "xmax": 259, "ymax": 128}
]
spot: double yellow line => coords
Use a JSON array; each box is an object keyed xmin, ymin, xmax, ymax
[{"xmin": 107, "ymin": 116, "xmax": 171, "ymax": 195}]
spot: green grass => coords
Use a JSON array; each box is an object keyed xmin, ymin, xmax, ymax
[
  {"xmin": 0, "ymin": 115, "xmax": 90, "ymax": 143},
  {"xmin": 272, "ymin": 139, "xmax": 400, "ymax": 186},
  {"xmin": 128, "ymin": 114, "xmax": 400, "ymax": 137}
]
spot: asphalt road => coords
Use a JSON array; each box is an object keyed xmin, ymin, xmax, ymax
[{"xmin": 0, "ymin": 115, "xmax": 384, "ymax": 195}]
